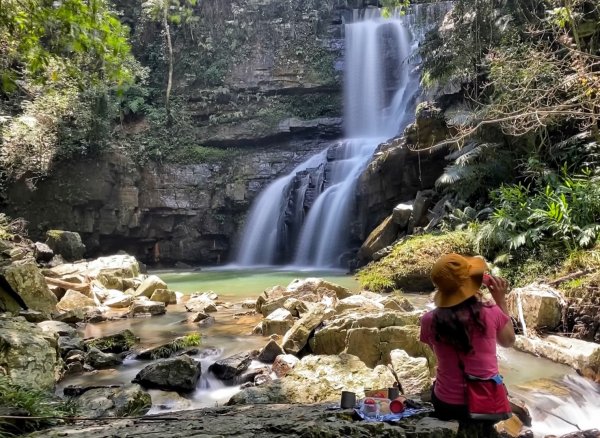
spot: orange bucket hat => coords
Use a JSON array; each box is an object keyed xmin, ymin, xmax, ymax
[{"xmin": 431, "ymin": 253, "xmax": 488, "ymax": 308}]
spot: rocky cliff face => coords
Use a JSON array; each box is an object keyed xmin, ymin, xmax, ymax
[
  {"xmin": 6, "ymin": 141, "xmax": 335, "ymax": 265},
  {"xmin": 4, "ymin": 0, "xmax": 351, "ymax": 265}
]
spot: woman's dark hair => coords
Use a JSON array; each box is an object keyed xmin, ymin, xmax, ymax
[{"xmin": 432, "ymin": 296, "xmax": 486, "ymax": 354}]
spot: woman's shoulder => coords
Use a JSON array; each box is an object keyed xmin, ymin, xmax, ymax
[{"xmin": 420, "ymin": 309, "xmax": 435, "ymax": 323}]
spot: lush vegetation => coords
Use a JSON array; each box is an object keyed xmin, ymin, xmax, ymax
[
  {"xmin": 413, "ymin": 0, "xmax": 600, "ymax": 275},
  {"xmin": 0, "ymin": 374, "xmax": 76, "ymax": 437},
  {"xmin": 358, "ymin": 231, "xmax": 475, "ymax": 292},
  {"xmin": 0, "ymin": 0, "xmax": 144, "ymax": 183}
]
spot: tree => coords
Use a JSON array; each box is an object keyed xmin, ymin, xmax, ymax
[
  {"xmin": 0, "ymin": 0, "xmax": 134, "ymax": 93},
  {"xmin": 142, "ymin": 0, "xmax": 197, "ymax": 126}
]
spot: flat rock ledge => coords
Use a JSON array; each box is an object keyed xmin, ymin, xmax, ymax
[{"xmin": 27, "ymin": 403, "xmax": 459, "ymax": 438}]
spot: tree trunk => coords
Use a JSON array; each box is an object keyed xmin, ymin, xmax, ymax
[{"xmin": 163, "ymin": 5, "xmax": 173, "ymax": 127}]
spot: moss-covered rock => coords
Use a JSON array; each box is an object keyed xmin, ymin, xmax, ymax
[
  {"xmin": 45, "ymin": 230, "xmax": 85, "ymax": 261},
  {"xmin": 0, "ymin": 316, "xmax": 61, "ymax": 390},
  {"xmin": 357, "ymin": 231, "xmax": 475, "ymax": 292},
  {"xmin": 0, "ymin": 260, "xmax": 58, "ymax": 316},
  {"xmin": 84, "ymin": 329, "xmax": 136, "ymax": 353}
]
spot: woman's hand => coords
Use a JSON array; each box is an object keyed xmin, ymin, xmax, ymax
[{"xmin": 486, "ymin": 275, "xmax": 509, "ymax": 306}]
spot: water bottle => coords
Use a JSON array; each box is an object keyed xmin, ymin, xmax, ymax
[{"xmin": 361, "ymin": 398, "xmax": 379, "ymax": 419}]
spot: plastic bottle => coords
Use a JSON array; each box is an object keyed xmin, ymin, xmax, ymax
[{"xmin": 361, "ymin": 398, "xmax": 379, "ymax": 419}]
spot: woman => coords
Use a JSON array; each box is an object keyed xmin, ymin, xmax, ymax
[{"xmin": 419, "ymin": 253, "xmax": 515, "ymax": 432}]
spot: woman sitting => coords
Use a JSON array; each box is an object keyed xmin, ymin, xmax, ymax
[{"xmin": 420, "ymin": 253, "xmax": 515, "ymax": 435}]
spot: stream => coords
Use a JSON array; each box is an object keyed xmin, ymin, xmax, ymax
[{"xmin": 60, "ymin": 268, "xmax": 600, "ymax": 436}]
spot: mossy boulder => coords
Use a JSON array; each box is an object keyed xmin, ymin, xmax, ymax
[
  {"xmin": 0, "ymin": 316, "xmax": 61, "ymax": 390},
  {"xmin": 0, "ymin": 260, "xmax": 58, "ymax": 316},
  {"xmin": 84, "ymin": 329, "xmax": 136, "ymax": 353},
  {"xmin": 45, "ymin": 230, "xmax": 85, "ymax": 262},
  {"xmin": 357, "ymin": 231, "xmax": 475, "ymax": 292}
]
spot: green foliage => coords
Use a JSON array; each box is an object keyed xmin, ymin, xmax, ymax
[
  {"xmin": 381, "ymin": 0, "xmax": 411, "ymax": 18},
  {"xmin": 0, "ymin": 1, "xmax": 148, "ymax": 181},
  {"xmin": 475, "ymin": 171, "xmax": 600, "ymax": 258},
  {"xmin": 436, "ymin": 142, "xmax": 516, "ymax": 200},
  {"xmin": 0, "ymin": 0, "xmax": 135, "ymax": 92},
  {"xmin": 358, "ymin": 231, "xmax": 475, "ymax": 292},
  {"xmin": 0, "ymin": 374, "xmax": 77, "ymax": 436}
]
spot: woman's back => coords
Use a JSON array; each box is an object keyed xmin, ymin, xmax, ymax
[{"xmin": 420, "ymin": 303, "xmax": 510, "ymax": 405}]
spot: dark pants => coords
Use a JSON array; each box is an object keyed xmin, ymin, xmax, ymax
[
  {"xmin": 431, "ymin": 384, "xmax": 498, "ymax": 438},
  {"xmin": 431, "ymin": 384, "xmax": 469, "ymax": 421}
]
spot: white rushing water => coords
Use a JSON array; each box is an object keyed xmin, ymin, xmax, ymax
[{"xmin": 235, "ymin": 6, "xmax": 446, "ymax": 267}]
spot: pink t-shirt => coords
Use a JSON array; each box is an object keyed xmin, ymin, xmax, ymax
[{"xmin": 420, "ymin": 304, "xmax": 510, "ymax": 405}]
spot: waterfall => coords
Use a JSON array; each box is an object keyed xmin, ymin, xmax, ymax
[{"xmin": 235, "ymin": 5, "xmax": 448, "ymax": 268}]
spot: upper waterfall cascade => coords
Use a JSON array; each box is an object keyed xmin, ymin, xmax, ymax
[{"xmin": 235, "ymin": 4, "xmax": 448, "ymax": 267}]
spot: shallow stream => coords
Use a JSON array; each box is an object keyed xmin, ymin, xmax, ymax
[{"xmin": 61, "ymin": 268, "xmax": 599, "ymax": 435}]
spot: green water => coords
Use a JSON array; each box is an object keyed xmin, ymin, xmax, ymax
[{"xmin": 153, "ymin": 268, "xmax": 361, "ymax": 300}]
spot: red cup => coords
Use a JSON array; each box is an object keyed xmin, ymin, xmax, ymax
[
  {"xmin": 389, "ymin": 398, "xmax": 405, "ymax": 414},
  {"xmin": 482, "ymin": 273, "xmax": 492, "ymax": 287}
]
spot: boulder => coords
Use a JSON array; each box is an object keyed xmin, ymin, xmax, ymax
[
  {"xmin": 335, "ymin": 295, "xmax": 384, "ymax": 314},
  {"xmin": 310, "ymin": 311, "xmax": 432, "ymax": 369},
  {"xmin": 281, "ymin": 303, "xmax": 327, "ymax": 354},
  {"xmin": 133, "ymin": 355, "xmax": 202, "ymax": 392},
  {"xmin": 73, "ymin": 384, "xmax": 151, "ymax": 418},
  {"xmin": 134, "ymin": 275, "xmax": 168, "ymax": 298},
  {"xmin": 129, "ymin": 300, "xmax": 166, "ymax": 317},
  {"xmin": 257, "ymin": 340, "xmax": 285, "ymax": 364},
  {"xmin": 260, "ymin": 296, "xmax": 290, "ymax": 317},
  {"xmin": 208, "ymin": 351, "xmax": 253, "ymax": 381},
  {"xmin": 187, "ymin": 312, "xmax": 210, "ymax": 323},
  {"xmin": 0, "ymin": 260, "xmax": 57, "ymax": 316},
  {"xmin": 381, "ymin": 295, "xmax": 415, "ymax": 312},
  {"xmin": 104, "ymin": 293, "xmax": 134, "ymax": 308},
  {"xmin": 286, "ymin": 278, "xmax": 353, "ymax": 300},
  {"xmin": 514, "ymin": 335, "xmax": 600, "ymax": 381},
  {"xmin": 507, "ymin": 283, "xmax": 563, "ymax": 331},
  {"xmin": 393, "ymin": 203, "xmax": 413, "ymax": 229},
  {"xmin": 271, "ymin": 354, "xmax": 299, "ymax": 378},
  {"xmin": 45, "ymin": 230, "xmax": 86, "ymax": 261},
  {"xmin": 0, "ymin": 316, "xmax": 61, "ymax": 390},
  {"xmin": 58, "ymin": 335, "xmax": 84, "ymax": 357},
  {"xmin": 86, "ymin": 347, "xmax": 123, "ymax": 369},
  {"xmin": 34, "ymin": 242, "xmax": 54, "ymax": 262},
  {"xmin": 135, "ymin": 334, "xmax": 201, "ymax": 360},
  {"xmin": 84, "ymin": 329, "xmax": 136, "ymax": 353},
  {"xmin": 407, "ymin": 190, "xmax": 434, "ymax": 234},
  {"xmin": 228, "ymin": 354, "xmax": 397, "ymax": 405},
  {"xmin": 150, "ymin": 289, "xmax": 177, "ymax": 305},
  {"xmin": 359, "ymin": 215, "xmax": 400, "ymax": 261},
  {"xmin": 263, "ymin": 308, "xmax": 294, "ymax": 336},
  {"xmin": 18, "ymin": 309, "xmax": 47, "ymax": 323},
  {"xmin": 255, "ymin": 285, "xmax": 290, "ymax": 315},
  {"xmin": 53, "ymin": 309, "xmax": 86, "ymax": 324},
  {"xmin": 389, "ymin": 349, "xmax": 432, "ymax": 394},
  {"xmin": 198, "ymin": 316, "xmax": 215, "ymax": 327},
  {"xmin": 283, "ymin": 298, "xmax": 309, "ymax": 317},
  {"xmin": 38, "ymin": 320, "xmax": 78, "ymax": 338},
  {"xmin": 185, "ymin": 295, "xmax": 217, "ymax": 313},
  {"xmin": 57, "ymin": 289, "xmax": 96, "ymax": 311}
]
